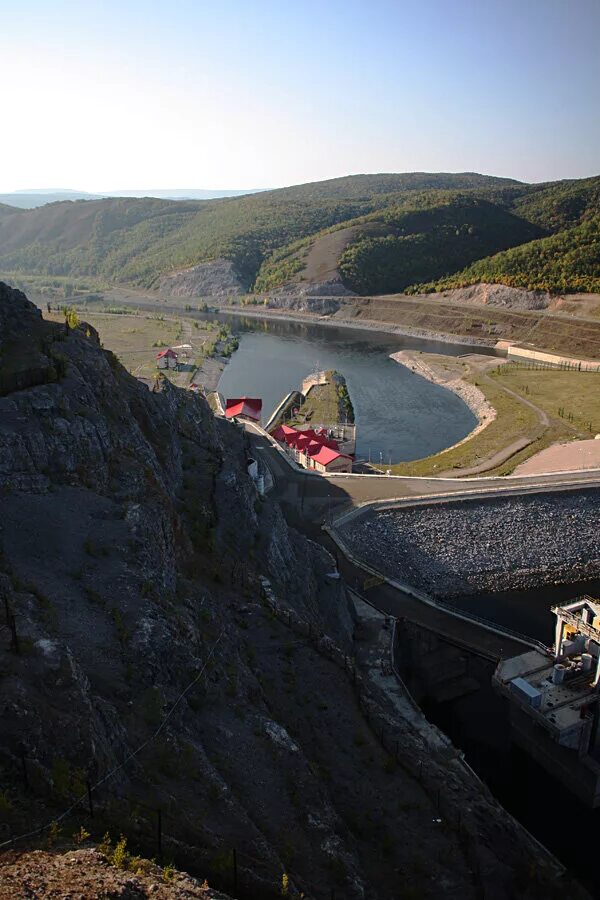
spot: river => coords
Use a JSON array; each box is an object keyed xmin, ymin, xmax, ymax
[{"xmin": 215, "ymin": 313, "xmax": 486, "ymax": 463}]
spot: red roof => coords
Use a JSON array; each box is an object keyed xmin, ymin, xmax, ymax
[
  {"xmin": 156, "ymin": 348, "xmax": 177, "ymax": 359},
  {"xmin": 295, "ymin": 434, "xmax": 314, "ymax": 450},
  {"xmin": 271, "ymin": 424, "xmax": 339, "ymax": 452},
  {"xmin": 271, "ymin": 424, "xmax": 297, "ymax": 441},
  {"xmin": 310, "ymin": 445, "xmax": 351, "ymax": 467},
  {"xmin": 225, "ymin": 397, "xmax": 262, "ymax": 420}
]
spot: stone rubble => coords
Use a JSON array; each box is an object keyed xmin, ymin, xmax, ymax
[{"xmin": 340, "ymin": 490, "xmax": 600, "ymax": 597}]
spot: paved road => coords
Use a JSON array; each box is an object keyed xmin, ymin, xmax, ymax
[{"xmin": 246, "ymin": 423, "xmax": 600, "ymax": 528}]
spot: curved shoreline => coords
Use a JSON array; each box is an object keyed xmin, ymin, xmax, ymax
[
  {"xmin": 389, "ymin": 350, "xmax": 497, "ymax": 455},
  {"xmin": 217, "ymin": 304, "xmax": 498, "ymax": 352}
]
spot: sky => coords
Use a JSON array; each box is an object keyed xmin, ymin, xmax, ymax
[{"xmin": 1, "ymin": 0, "xmax": 599, "ymax": 191}]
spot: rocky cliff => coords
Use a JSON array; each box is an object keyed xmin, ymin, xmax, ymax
[
  {"xmin": 157, "ymin": 259, "xmax": 245, "ymax": 298},
  {"xmin": 0, "ymin": 284, "xmax": 587, "ymax": 899}
]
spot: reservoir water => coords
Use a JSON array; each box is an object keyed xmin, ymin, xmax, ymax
[{"xmin": 216, "ymin": 314, "xmax": 485, "ymax": 463}]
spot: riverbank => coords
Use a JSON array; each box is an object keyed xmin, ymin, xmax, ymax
[
  {"xmin": 217, "ymin": 304, "xmax": 497, "ymax": 350},
  {"xmin": 193, "ymin": 354, "xmax": 227, "ymax": 392},
  {"xmin": 376, "ymin": 353, "xmax": 559, "ymax": 478},
  {"xmin": 389, "ymin": 350, "xmax": 497, "ymax": 451}
]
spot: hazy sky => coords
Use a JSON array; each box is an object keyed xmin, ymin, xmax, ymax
[{"xmin": 2, "ymin": 0, "xmax": 599, "ymax": 191}]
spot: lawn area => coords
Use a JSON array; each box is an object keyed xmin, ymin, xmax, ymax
[
  {"xmin": 289, "ymin": 370, "xmax": 354, "ymax": 427},
  {"xmin": 491, "ymin": 365, "xmax": 600, "ymax": 435},
  {"xmin": 80, "ymin": 312, "xmax": 183, "ymax": 379},
  {"xmin": 45, "ymin": 310, "xmax": 223, "ymax": 384}
]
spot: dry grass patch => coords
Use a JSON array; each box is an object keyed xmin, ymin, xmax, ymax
[{"xmin": 492, "ymin": 365, "xmax": 600, "ymax": 435}]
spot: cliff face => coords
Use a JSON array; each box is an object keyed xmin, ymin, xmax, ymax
[
  {"xmin": 157, "ymin": 259, "xmax": 245, "ymax": 297},
  {"xmin": 0, "ymin": 285, "xmax": 586, "ymax": 899}
]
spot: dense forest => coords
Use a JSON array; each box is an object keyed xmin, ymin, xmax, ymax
[
  {"xmin": 336, "ymin": 199, "xmax": 542, "ymax": 294},
  {"xmin": 0, "ymin": 172, "xmax": 599, "ymax": 296},
  {"xmin": 420, "ymin": 216, "xmax": 600, "ymax": 294}
]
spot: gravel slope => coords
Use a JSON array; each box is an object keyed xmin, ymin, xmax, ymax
[{"xmin": 340, "ymin": 489, "xmax": 600, "ymax": 597}]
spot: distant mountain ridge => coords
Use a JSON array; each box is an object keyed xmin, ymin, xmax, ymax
[
  {"xmin": 0, "ymin": 188, "xmax": 262, "ymax": 208},
  {"xmin": 0, "ymin": 171, "xmax": 598, "ymax": 295}
]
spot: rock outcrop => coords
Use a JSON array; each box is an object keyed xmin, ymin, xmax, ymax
[
  {"xmin": 0, "ymin": 284, "xmax": 587, "ymax": 899},
  {"xmin": 429, "ymin": 282, "xmax": 553, "ymax": 310},
  {"xmin": 264, "ymin": 294, "xmax": 343, "ymax": 315},
  {"xmin": 157, "ymin": 259, "xmax": 245, "ymax": 298}
]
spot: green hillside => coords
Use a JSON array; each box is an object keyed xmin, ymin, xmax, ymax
[
  {"xmin": 0, "ymin": 172, "xmax": 598, "ymax": 297},
  {"xmin": 418, "ymin": 216, "xmax": 600, "ymax": 294},
  {"xmin": 509, "ymin": 176, "xmax": 600, "ymax": 231},
  {"xmin": 0, "ymin": 174, "xmax": 520, "ymax": 290},
  {"xmin": 337, "ymin": 199, "xmax": 543, "ymax": 294}
]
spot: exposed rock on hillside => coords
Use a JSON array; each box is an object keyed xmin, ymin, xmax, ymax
[
  {"xmin": 429, "ymin": 282, "xmax": 553, "ymax": 310},
  {"xmin": 268, "ymin": 279, "xmax": 353, "ymax": 299},
  {"xmin": 157, "ymin": 259, "xmax": 245, "ymax": 297},
  {"xmin": 0, "ymin": 284, "xmax": 587, "ymax": 899},
  {"xmin": 265, "ymin": 293, "xmax": 343, "ymax": 314}
]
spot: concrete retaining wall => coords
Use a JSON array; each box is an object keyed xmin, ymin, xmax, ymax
[
  {"xmin": 330, "ymin": 476, "xmax": 600, "ymax": 528},
  {"xmin": 301, "ymin": 371, "xmax": 329, "ymax": 394},
  {"xmin": 263, "ymin": 390, "xmax": 302, "ymax": 431},
  {"xmin": 500, "ymin": 344, "xmax": 600, "ymax": 371},
  {"xmin": 324, "ymin": 524, "xmax": 544, "ymax": 652}
]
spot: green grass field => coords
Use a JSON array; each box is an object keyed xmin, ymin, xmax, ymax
[
  {"xmin": 74, "ymin": 312, "xmax": 184, "ymax": 380},
  {"xmin": 46, "ymin": 310, "xmax": 222, "ymax": 384},
  {"xmin": 288, "ymin": 371, "xmax": 354, "ymax": 428},
  {"xmin": 492, "ymin": 365, "xmax": 600, "ymax": 435}
]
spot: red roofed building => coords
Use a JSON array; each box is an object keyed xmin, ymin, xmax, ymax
[
  {"xmin": 306, "ymin": 444, "xmax": 352, "ymax": 473},
  {"xmin": 270, "ymin": 423, "xmax": 351, "ymax": 472},
  {"xmin": 271, "ymin": 424, "xmax": 297, "ymax": 443},
  {"xmin": 156, "ymin": 348, "xmax": 178, "ymax": 370},
  {"xmin": 225, "ymin": 397, "xmax": 262, "ymax": 423}
]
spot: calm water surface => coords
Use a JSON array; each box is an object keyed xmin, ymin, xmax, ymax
[{"xmin": 217, "ymin": 315, "xmax": 487, "ymax": 463}]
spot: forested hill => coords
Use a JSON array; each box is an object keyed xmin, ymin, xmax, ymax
[
  {"xmin": 418, "ymin": 176, "xmax": 600, "ymax": 294},
  {"xmin": 0, "ymin": 171, "xmax": 599, "ymax": 296}
]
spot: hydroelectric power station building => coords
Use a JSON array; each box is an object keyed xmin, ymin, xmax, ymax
[{"xmin": 494, "ymin": 597, "xmax": 600, "ymax": 806}]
